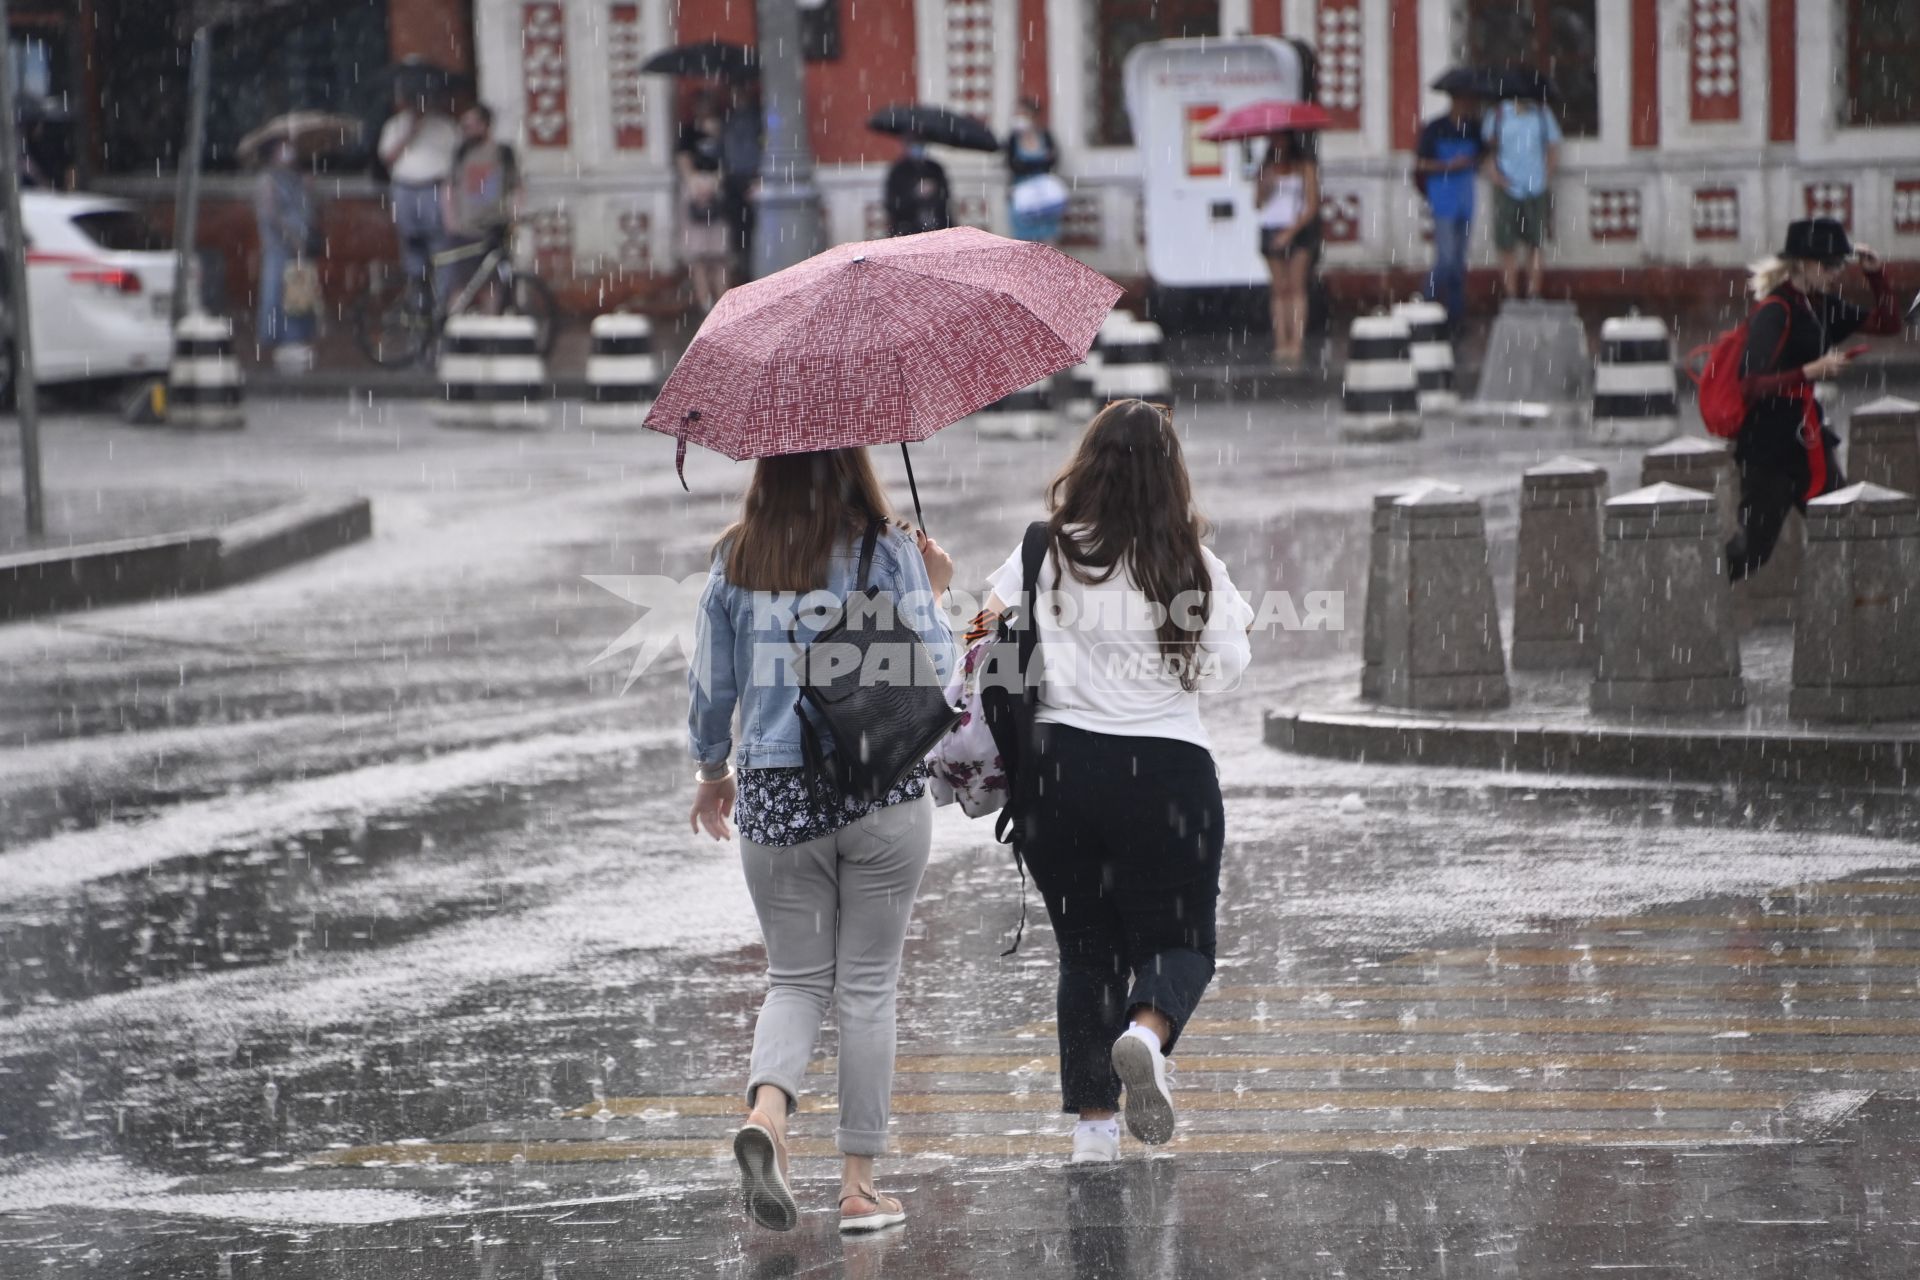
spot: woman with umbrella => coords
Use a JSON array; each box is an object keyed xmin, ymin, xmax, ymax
[
  {"xmin": 251, "ymin": 137, "xmax": 319, "ymax": 361},
  {"xmin": 660, "ymin": 226, "xmax": 1121, "ymax": 1228},
  {"xmin": 1255, "ymin": 128, "xmax": 1322, "ymax": 365},
  {"xmin": 1203, "ymin": 101, "xmax": 1330, "ymax": 365}
]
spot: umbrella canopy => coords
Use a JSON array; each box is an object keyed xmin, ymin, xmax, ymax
[
  {"xmin": 1198, "ymin": 100, "xmax": 1334, "ymax": 141},
  {"xmin": 640, "ymin": 40, "xmax": 759, "ymax": 80},
  {"xmin": 1429, "ymin": 67, "xmax": 1486, "ymax": 97},
  {"xmin": 237, "ymin": 111, "xmax": 364, "ymax": 166},
  {"xmin": 647, "ymin": 227, "xmax": 1122, "ymax": 473},
  {"xmin": 867, "ymin": 103, "xmax": 999, "ymax": 152},
  {"xmin": 1429, "ymin": 66, "xmax": 1551, "ymax": 101}
]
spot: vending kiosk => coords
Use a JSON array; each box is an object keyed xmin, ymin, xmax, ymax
[{"xmin": 1123, "ymin": 37, "xmax": 1315, "ymax": 319}]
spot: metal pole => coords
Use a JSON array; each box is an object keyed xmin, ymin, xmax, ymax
[
  {"xmin": 752, "ymin": 0, "xmax": 823, "ymax": 279},
  {"xmin": 169, "ymin": 25, "xmax": 212, "ymax": 327},
  {"xmin": 0, "ymin": 0, "xmax": 46, "ymax": 537}
]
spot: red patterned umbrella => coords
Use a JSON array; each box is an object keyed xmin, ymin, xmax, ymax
[
  {"xmin": 1199, "ymin": 100, "xmax": 1333, "ymax": 141},
  {"xmin": 646, "ymin": 227, "xmax": 1123, "ymax": 520}
]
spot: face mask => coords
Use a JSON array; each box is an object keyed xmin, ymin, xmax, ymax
[
  {"xmin": 1012, "ymin": 116, "xmax": 1032, "ymax": 132},
  {"xmin": 905, "ymin": 143, "xmax": 927, "ymax": 159}
]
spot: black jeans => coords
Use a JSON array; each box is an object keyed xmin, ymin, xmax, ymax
[
  {"xmin": 1021, "ymin": 723, "xmax": 1225, "ymax": 1113},
  {"xmin": 1726, "ymin": 446, "xmax": 1842, "ymax": 582}
]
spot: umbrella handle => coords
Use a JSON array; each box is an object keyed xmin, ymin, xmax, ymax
[
  {"xmin": 900, "ymin": 441, "xmax": 925, "ymax": 536},
  {"xmin": 676, "ymin": 410, "xmax": 700, "ymax": 493}
]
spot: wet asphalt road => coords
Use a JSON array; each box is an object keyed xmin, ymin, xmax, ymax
[{"xmin": 3, "ymin": 387, "xmax": 1920, "ymax": 1277}]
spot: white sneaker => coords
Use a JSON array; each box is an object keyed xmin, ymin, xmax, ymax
[
  {"xmin": 1111, "ymin": 1033, "xmax": 1176, "ymax": 1145},
  {"xmin": 1070, "ymin": 1124, "xmax": 1120, "ymax": 1164}
]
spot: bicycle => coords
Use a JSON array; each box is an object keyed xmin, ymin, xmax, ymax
[{"xmin": 352, "ymin": 225, "xmax": 559, "ymax": 368}]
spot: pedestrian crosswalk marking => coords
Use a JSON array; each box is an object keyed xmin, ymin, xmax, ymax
[
  {"xmin": 566, "ymin": 1089, "xmax": 1794, "ymax": 1119},
  {"xmin": 1396, "ymin": 947, "xmax": 1920, "ymax": 968},
  {"xmin": 307, "ymin": 1127, "xmax": 1764, "ymax": 1168},
  {"xmin": 1206, "ymin": 982, "xmax": 1919, "ymax": 1002},
  {"xmin": 871, "ymin": 1050, "xmax": 1920, "ymax": 1073},
  {"xmin": 1004, "ymin": 1014, "xmax": 1920, "ymax": 1038}
]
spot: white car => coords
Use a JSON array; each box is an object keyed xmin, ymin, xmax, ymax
[{"xmin": 3, "ymin": 192, "xmax": 177, "ymax": 393}]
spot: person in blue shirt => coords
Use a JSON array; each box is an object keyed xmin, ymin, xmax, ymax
[
  {"xmin": 1414, "ymin": 93, "xmax": 1485, "ymax": 331},
  {"xmin": 1482, "ymin": 95, "xmax": 1562, "ymax": 301}
]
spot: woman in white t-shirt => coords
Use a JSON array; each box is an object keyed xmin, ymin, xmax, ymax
[{"xmin": 982, "ymin": 399, "xmax": 1253, "ymax": 1164}]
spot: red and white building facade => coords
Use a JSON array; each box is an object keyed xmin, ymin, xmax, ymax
[{"xmin": 473, "ymin": 0, "xmax": 1917, "ymax": 297}]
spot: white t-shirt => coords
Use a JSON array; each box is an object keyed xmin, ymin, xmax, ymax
[
  {"xmin": 1259, "ymin": 172, "xmax": 1307, "ymax": 229},
  {"xmin": 985, "ymin": 533, "xmax": 1254, "ymax": 751},
  {"xmin": 379, "ymin": 112, "xmax": 462, "ymax": 185}
]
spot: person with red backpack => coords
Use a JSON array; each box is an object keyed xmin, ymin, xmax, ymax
[{"xmin": 1723, "ymin": 218, "xmax": 1901, "ymax": 581}]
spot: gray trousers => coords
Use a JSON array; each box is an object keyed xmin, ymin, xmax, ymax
[{"xmin": 741, "ymin": 795, "xmax": 932, "ymax": 1156}]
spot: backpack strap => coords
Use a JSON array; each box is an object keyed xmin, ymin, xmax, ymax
[
  {"xmin": 1016, "ymin": 520, "xmax": 1048, "ymax": 682},
  {"xmin": 995, "ymin": 520, "xmax": 1051, "ymax": 957},
  {"xmin": 854, "ymin": 516, "xmax": 882, "ymax": 592}
]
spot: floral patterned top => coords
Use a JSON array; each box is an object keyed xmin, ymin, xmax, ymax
[{"xmin": 736, "ymin": 764, "xmax": 928, "ymax": 847}]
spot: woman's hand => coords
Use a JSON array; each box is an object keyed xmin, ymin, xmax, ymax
[
  {"xmin": 1855, "ymin": 244, "xmax": 1883, "ymax": 274},
  {"xmin": 1805, "ymin": 351, "xmax": 1853, "ymax": 381},
  {"xmin": 690, "ymin": 775, "xmax": 736, "ymax": 842},
  {"xmin": 916, "ymin": 530, "xmax": 954, "ymax": 596}
]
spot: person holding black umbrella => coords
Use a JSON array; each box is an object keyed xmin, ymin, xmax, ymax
[
  {"xmin": 1415, "ymin": 74, "xmax": 1486, "ymax": 331},
  {"xmin": 1482, "ymin": 77, "xmax": 1561, "ymax": 301},
  {"xmin": 676, "ymin": 93, "xmax": 732, "ymax": 311},
  {"xmin": 884, "ymin": 135, "xmax": 952, "ymax": 237}
]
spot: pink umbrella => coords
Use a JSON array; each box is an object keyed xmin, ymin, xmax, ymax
[
  {"xmin": 1199, "ymin": 100, "xmax": 1334, "ymax": 141},
  {"xmin": 647, "ymin": 227, "xmax": 1123, "ymax": 523}
]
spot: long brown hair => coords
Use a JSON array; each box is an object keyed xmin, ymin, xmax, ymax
[
  {"xmin": 720, "ymin": 448, "xmax": 894, "ymax": 592},
  {"xmin": 1046, "ymin": 399, "xmax": 1213, "ymax": 689}
]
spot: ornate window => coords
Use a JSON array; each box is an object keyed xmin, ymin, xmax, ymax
[
  {"xmin": 1458, "ymin": 0, "xmax": 1599, "ymax": 139},
  {"xmin": 1090, "ymin": 0, "xmax": 1220, "ymax": 147},
  {"xmin": 1846, "ymin": 0, "xmax": 1920, "ymax": 127}
]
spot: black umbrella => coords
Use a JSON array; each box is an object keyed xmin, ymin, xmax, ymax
[
  {"xmin": 1430, "ymin": 67, "xmax": 1487, "ymax": 97},
  {"xmin": 1432, "ymin": 66, "xmax": 1551, "ymax": 101},
  {"xmin": 867, "ymin": 103, "xmax": 998, "ymax": 152},
  {"xmin": 640, "ymin": 41, "xmax": 759, "ymax": 80}
]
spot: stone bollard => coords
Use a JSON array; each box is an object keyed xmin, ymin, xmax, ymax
[
  {"xmin": 1341, "ymin": 314, "xmax": 1420, "ymax": 443},
  {"xmin": 1391, "ymin": 298, "xmax": 1456, "ymax": 413},
  {"xmin": 1510, "ymin": 456, "xmax": 1607, "ymax": 669},
  {"xmin": 1638, "ymin": 433, "xmax": 1800, "ymax": 621},
  {"xmin": 1592, "ymin": 311, "xmax": 1678, "ymax": 445},
  {"xmin": 435, "ymin": 314, "xmax": 549, "ymax": 430},
  {"xmin": 1789, "ymin": 482, "xmax": 1920, "ymax": 723},
  {"xmin": 975, "ymin": 379, "xmax": 1056, "ymax": 440},
  {"xmin": 1090, "ymin": 313, "xmax": 1171, "ymax": 401},
  {"xmin": 1590, "ymin": 482, "xmax": 1745, "ymax": 714},
  {"xmin": 1848, "ymin": 396, "xmax": 1920, "ymax": 498},
  {"xmin": 1376, "ymin": 483, "xmax": 1510, "ymax": 709},
  {"xmin": 581, "ymin": 314, "xmax": 660, "ymax": 430},
  {"xmin": 1360, "ymin": 480, "xmax": 1420, "ymax": 699},
  {"xmin": 167, "ymin": 313, "xmax": 245, "ymax": 430},
  {"xmin": 1639, "ymin": 436, "xmax": 1736, "ymax": 534}
]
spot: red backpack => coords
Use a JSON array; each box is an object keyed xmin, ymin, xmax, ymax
[{"xmin": 1685, "ymin": 296, "xmax": 1790, "ymax": 439}]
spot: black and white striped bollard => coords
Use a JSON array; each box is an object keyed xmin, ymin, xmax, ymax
[
  {"xmin": 167, "ymin": 313, "xmax": 244, "ymax": 430},
  {"xmin": 582, "ymin": 314, "xmax": 659, "ymax": 431},
  {"xmin": 435, "ymin": 314, "xmax": 549, "ymax": 430}
]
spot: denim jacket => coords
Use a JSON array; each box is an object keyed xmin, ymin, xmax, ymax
[{"xmin": 689, "ymin": 525, "xmax": 958, "ymax": 770}]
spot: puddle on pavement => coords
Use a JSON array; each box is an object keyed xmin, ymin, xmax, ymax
[{"xmin": 0, "ymin": 781, "xmax": 560, "ymax": 1017}]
